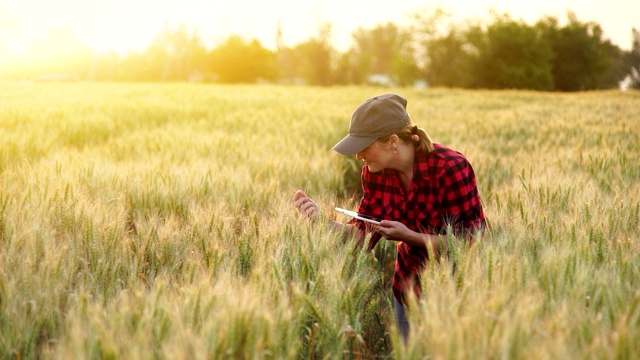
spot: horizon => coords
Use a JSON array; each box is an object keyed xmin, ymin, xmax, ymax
[{"xmin": 0, "ymin": 0, "xmax": 637, "ymax": 63}]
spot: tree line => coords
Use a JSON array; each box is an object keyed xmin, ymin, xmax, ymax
[{"xmin": 3, "ymin": 9, "xmax": 640, "ymax": 91}]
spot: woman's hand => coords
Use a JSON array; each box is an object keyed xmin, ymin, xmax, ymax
[
  {"xmin": 374, "ymin": 220, "xmax": 415, "ymax": 242},
  {"xmin": 293, "ymin": 190, "xmax": 319, "ymax": 220},
  {"xmin": 375, "ymin": 220, "xmax": 447, "ymax": 259}
]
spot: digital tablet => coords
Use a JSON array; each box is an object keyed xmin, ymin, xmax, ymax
[{"xmin": 334, "ymin": 207, "xmax": 381, "ymax": 225}]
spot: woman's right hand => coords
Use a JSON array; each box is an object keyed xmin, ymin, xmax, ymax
[{"xmin": 293, "ymin": 190, "xmax": 319, "ymax": 220}]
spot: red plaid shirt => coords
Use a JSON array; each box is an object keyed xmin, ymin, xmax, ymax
[{"xmin": 349, "ymin": 143, "xmax": 486, "ymax": 303}]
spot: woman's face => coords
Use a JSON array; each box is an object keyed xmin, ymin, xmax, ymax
[{"xmin": 355, "ymin": 140, "xmax": 393, "ymax": 173}]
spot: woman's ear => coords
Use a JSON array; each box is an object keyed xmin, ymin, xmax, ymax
[{"xmin": 389, "ymin": 134, "xmax": 400, "ymax": 148}]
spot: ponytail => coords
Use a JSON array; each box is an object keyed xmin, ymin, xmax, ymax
[
  {"xmin": 408, "ymin": 125, "xmax": 433, "ymax": 154},
  {"xmin": 378, "ymin": 124, "xmax": 433, "ymax": 154}
]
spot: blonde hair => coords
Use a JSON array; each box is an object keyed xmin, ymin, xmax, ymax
[{"xmin": 378, "ymin": 124, "xmax": 434, "ymax": 154}]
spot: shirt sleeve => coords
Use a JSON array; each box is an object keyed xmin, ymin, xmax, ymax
[{"xmin": 439, "ymin": 157, "xmax": 486, "ymax": 236}]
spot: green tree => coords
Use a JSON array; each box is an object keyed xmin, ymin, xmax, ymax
[
  {"xmin": 350, "ymin": 22, "xmax": 418, "ymax": 86},
  {"xmin": 209, "ymin": 36, "xmax": 276, "ymax": 83},
  {"xmin": 157, "ymin": 25, "xmax": 208, "ymax": 81},
  {"xmin": 626, "ymin": 28, "xmax": 640, "ymax": 89},
  {"xmin": 126, "ymin": 25, "xmax": 209, "ymax": 81},
  {"xmin": 290, "ymin": 23, "xmax": 336, "ymax": 86},
  {"xmin": 424, "ymin": 30, "xmax": 470, "ymax": 87},
  {"xmin": 333, "ymin": 50, "xmax": 364, "ymax": 85},
  {"xmin": 88, "ymin": 25, "xmax": 210, "ymax": 82},
  {"xmin": 411, "ymin": 9, "xmax": 472, "ymax": 87},
  {"xmin": 466, "ymin": 13, "xmax": 554, "ymax": 90},
  {"xmin": 115, "ymin": 28, "xmax": 189, "ymax": 82},
  {"xmin": 537, "ymin": 13, "xmax": 625, "ymax": 91}
]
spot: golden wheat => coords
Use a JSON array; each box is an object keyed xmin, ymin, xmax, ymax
[{"xmin": 0, "ymin": 83, "xmax": 638, "ymax": 359}]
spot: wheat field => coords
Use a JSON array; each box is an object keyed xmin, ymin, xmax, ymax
[{"xmin": 0, "ymin": 83, "xmax": 639, "ymax": 359}]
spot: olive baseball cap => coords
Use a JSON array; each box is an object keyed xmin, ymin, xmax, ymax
[{"xmin": 332, "ymin": 93, "xmax": 411, "ymax": 156}]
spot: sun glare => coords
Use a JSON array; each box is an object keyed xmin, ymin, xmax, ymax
[{"xmin": 0, "ymin": 0, "xmax": 638, "ymax": 77}]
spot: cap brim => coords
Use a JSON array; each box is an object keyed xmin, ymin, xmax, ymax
[{"xmin": 332, "ymin": 134, "xmax": 377, "ymax": 156}]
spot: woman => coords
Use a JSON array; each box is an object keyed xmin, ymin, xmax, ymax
[{"xmin": 293, "ymin": 93, "xmax": 486, "ymax": 341}]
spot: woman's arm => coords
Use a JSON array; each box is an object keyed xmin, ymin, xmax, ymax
[{"xmin": 375, "ymin": 220, "xmax": 448, "ymax": 260}]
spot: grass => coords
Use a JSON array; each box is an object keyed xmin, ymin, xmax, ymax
[{"xmin": 0, "ymin": 82, "xmax": 638, "ymax": 359}]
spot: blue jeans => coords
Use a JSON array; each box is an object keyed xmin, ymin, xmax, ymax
[{"xmin": 394, "ymin": 298, "xmax": 410, "ymax": 342}]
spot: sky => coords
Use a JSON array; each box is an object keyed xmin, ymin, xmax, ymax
[{"xmin": 0, "ymin": 0, "xmax": 638, "ymax": 59}]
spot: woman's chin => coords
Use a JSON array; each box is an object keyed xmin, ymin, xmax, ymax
[{"xmin": 366, "ymin": 164, "xmax": 382, "ymax": 173}]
